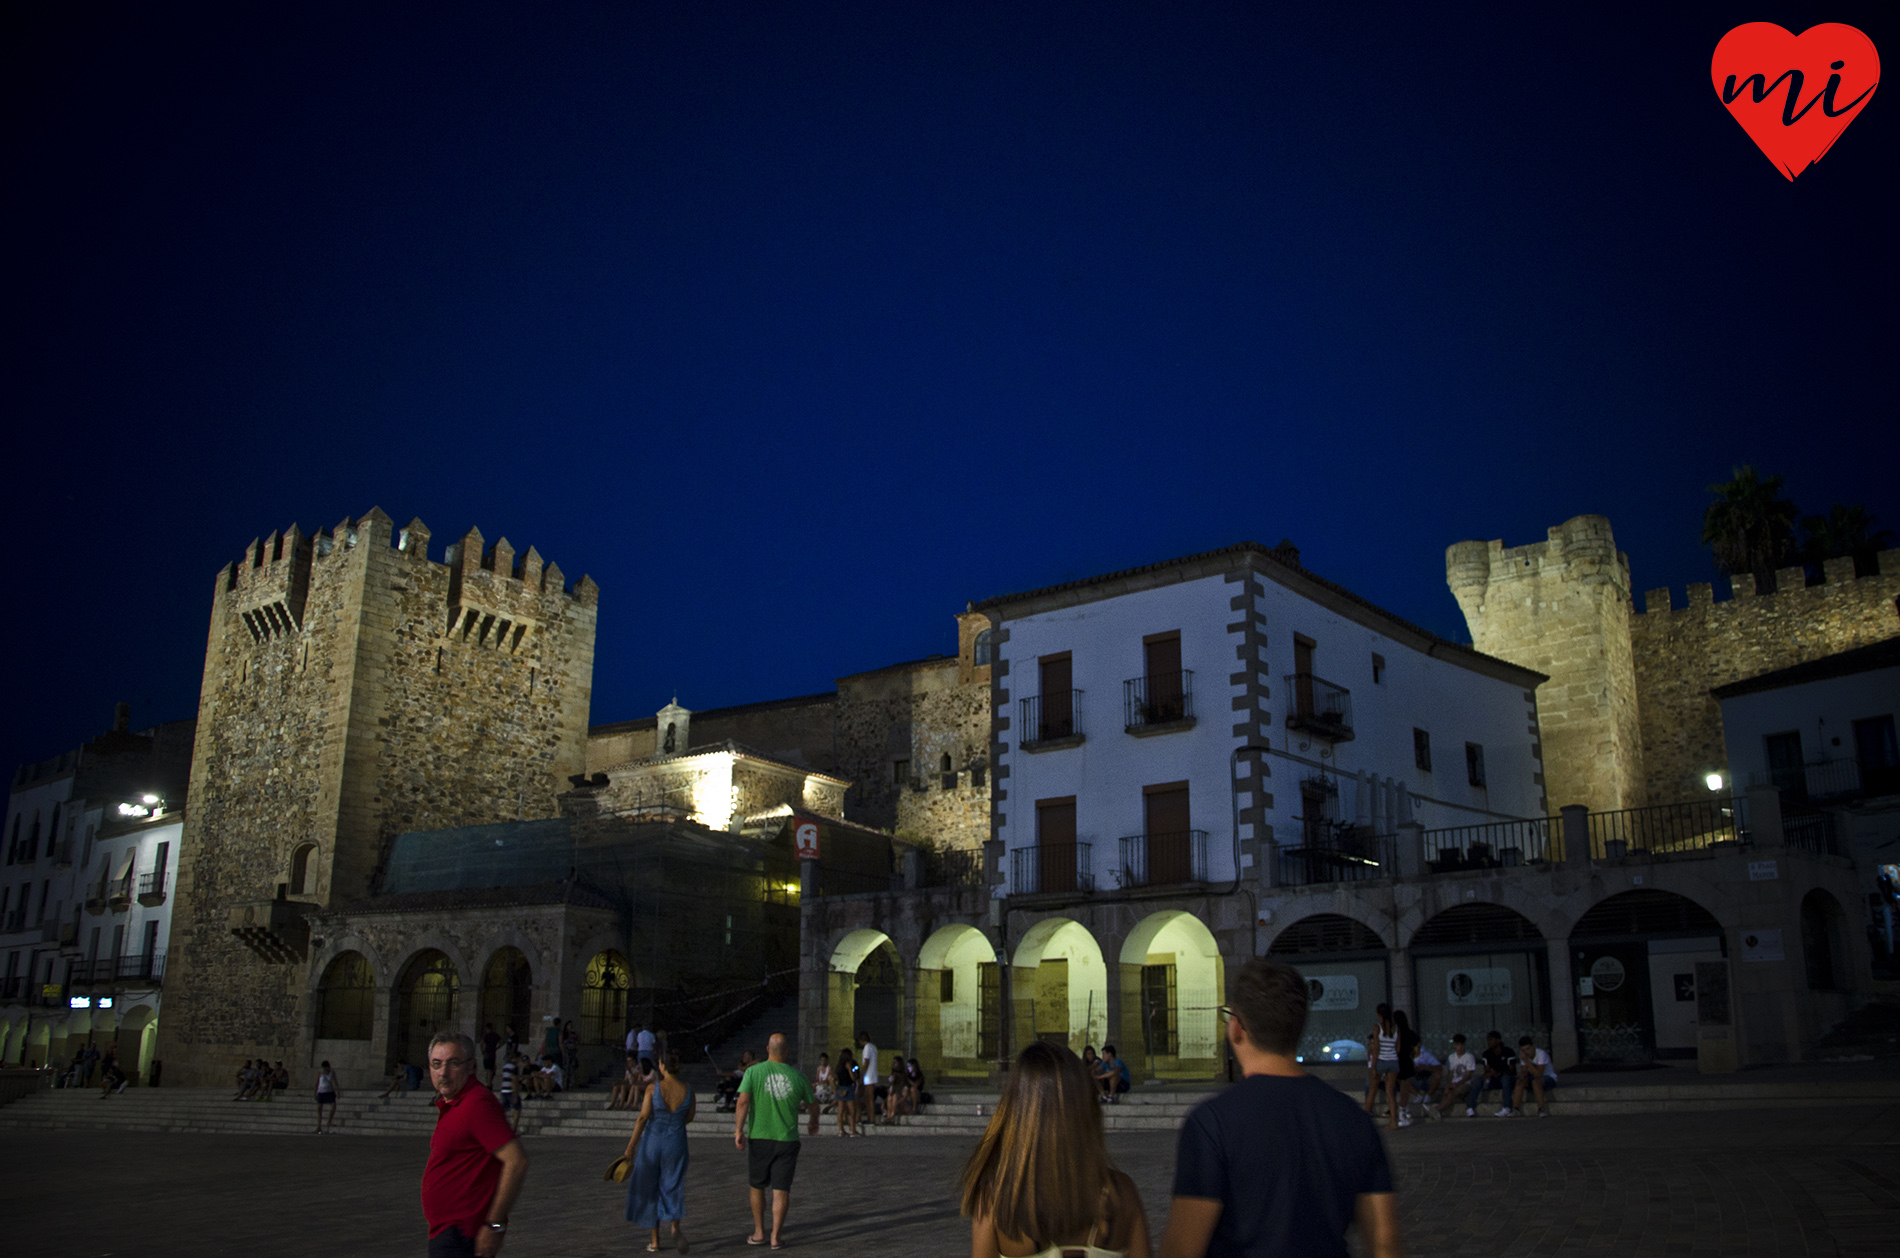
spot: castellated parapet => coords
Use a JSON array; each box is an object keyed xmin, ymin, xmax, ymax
[
  {"xmin": 156, "ymin": 508, "xmax": 599, "ymax": 1085},
  {"xmin": 1451, "ymin": 515, "xmax": 1900, "ymax": 815},
  {"xmin": 1629, "ymin": 550, "xmax": 1900, "ymax": 807},
  {"xmin": 1447, "ymin": 515, "xmax": 1645, "ymax": 814}
]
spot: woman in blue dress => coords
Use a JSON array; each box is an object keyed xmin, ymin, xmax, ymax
[{"xmin": 624, "ymin": 1048, "xmax": 695, "ymax": 1252}]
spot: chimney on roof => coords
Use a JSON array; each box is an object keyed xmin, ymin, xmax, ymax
[
  {"xmin": 1272, "ymin": 538, "xmax": 1301, "ymax": 567},
  {"xmin": 113, "ymin": 702, "xmax": 130, "ymax": 733}
]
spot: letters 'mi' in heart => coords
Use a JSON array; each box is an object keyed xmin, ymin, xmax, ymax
[{"xmin": 1711, "ymin": 23, "xmax": 1879, "ymax": 180}]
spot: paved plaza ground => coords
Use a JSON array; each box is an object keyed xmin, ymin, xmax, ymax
[{"xmin": 3, "ymin": 1103, "xmax": 1895, "ymax": 1256}]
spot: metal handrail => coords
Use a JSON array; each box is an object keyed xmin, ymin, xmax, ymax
[
  {"xmin": 1421, "ymin": 817, "xmax": 1557, "ymax": 870},
  {"xmin": 1123, "ymin": 671, "xmax": 1194, "ymax": 730},
  {"xmin": 1118, "ymin": 830, "xmax": 1209, "ymax": 886},
  {"xmin": 1283, "ymin": 673, "xmax": 1353, "ymax": 741},
  {"xmin": 1019, "ymin": 691, "xmax": 1084, "ymax": 744},
  {"xmin": 1588, "ymin": 797, "xmax": 1746, "ymax": 859},
  {"xmin": 1010, "ymin": 843, "xmax": 1093, "ymax": 895}
]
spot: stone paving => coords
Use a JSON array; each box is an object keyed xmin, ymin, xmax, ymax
[{"xmin": 2, "ymin": 1104, "xmax": 1895, "ymax": 1256}]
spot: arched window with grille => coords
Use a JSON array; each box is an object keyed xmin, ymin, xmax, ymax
[
  {"xmin": 974, "ymin": 629, "xmax": 993, "ymax": 667},
  {"xmin": 317, "ymin": 951, "xmax": 375, "ymax": 1040},
  {"xmin": 579, "ymin": 950, "xmax": 630, "ymax": 1045}
]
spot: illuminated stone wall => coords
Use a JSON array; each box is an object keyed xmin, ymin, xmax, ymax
[{"xmin": 156, "ymin": 510, "xmax": 598, "ymax": 1085}]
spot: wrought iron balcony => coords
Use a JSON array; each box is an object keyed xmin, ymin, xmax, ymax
[
  {"xmin": 108, "ymin": 873, "xmax": 134, "ymax": 911},
  {"xmin": 138, "ymin": 870, "xmax": 168, "ymax": 907},
  {"xmin": 1749, "ymin": 759, "xmax": 1898, "ymax": 803},
  {"xmin": 1284, "ymin": 673, "xmax": 1353, "ymax": 742},
  {"xmin": 1275, "ymin": 826, "xmax": 1393, "ymax": 886},
  {"xmin": 1124, "ymin": 671, "xmax": 1194, "ymax": 734},
  {"xmin": 1011, "ymin": 842, "xmax": 1092, "ymax": 895},
  {"xmin": 1019, "ymin": 691, "xmax": 1084, "ymax": 749},
  {"xmin": 116, "ymin": 951, "xmax": 166, "ymax": 984},
  {"xmin": 1422, "ymin": 817, "xmax": 1557, "ymax": 872},
  {"xmin": 1118, "ymin": 830, "xmax": 1208, "ymax": 887}
]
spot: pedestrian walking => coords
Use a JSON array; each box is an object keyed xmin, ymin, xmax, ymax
[
  {"xmin": 623, "ymin": 1048, "xmax": 695, "ymax": 1253},
  {"xmin": 960, "ymin": 1041, "xmax": 1152, "ymax": 1258},
  {"xmin": 315, "ymin": 1060, "xmax": 340, "ymax": 1133},
  {"xmin": 733, "ymin": 1032, "xmax": 816, "ymax": 1249},
  {"xmin": 481, "ymin": 1024, "xmax": 502, "ymax": 1085},
  {"xmin": 636, "ymin": 1024, "xmax": 658, "ymax": 1072},
  {"xmin": 497, "ymin": 1053, "xmax": 523, "ymax": 1132},
  {"xmin": 1391, "ymin": 1012, "xmax": 1419, "ymax": 1128},
  {"xmin": 1159, "ymin": 959, "xmax": 1399, "ymax": 1258},
  {"xmin": 421, "ymin": 1031, "xmax": 529, "ymax": 1257}
]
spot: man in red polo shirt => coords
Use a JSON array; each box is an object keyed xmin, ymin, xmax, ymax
[{"xmin": 422, "ymin": 1031, "xmax": 529, "ymax": 1256}]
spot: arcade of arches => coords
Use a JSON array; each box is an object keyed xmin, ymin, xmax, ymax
[{"xmin": 823, "ymin": 910, "xmax": 1225, "ymax": 1083}]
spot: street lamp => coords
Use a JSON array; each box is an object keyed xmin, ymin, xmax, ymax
[{"xmin": 1704, "ymin": 773, "xmax": 1724, "ymax": 792}]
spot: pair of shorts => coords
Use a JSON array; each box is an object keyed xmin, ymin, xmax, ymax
[
  {"xmin": 500, "ymin": 1092, "xmax": 521, "ymax": 1110},
  {"xmin": 747, "ymin": 1137, "xmax": 800, "ymax": 1191},
  {"xmin": 835, "ymin": 1084, "xmax": 857, "ymax": 1103},
  {"xmin": 1372, "ymin": 1062, "xmax": 1400, "ymax": 1078},
  {"xmin": 316, "ymin": 1092, "xmax": 337, "ymax": 1107}
]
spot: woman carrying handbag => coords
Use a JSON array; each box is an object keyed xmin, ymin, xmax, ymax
[{"xmin": 620, "ymin": 1049, "xmax": 696, "ymax": 1252}]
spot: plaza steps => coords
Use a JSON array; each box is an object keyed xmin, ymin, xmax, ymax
[{"xmin": 3, "ymin": 1072, "xmax": 1894, "ymax": 1137}]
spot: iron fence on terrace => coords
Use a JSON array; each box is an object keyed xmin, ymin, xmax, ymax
[
  {"xmin": 1587, "ymin": 797, "xmax": 1747, "ymax": 859},
  {"xmin": 1421, "ymin": 816, "xmax": 1557, "ymax": 872}
]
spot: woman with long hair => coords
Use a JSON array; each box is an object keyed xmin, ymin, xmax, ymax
[
  {"xmin": 960, "ymin": 1042, "xmax": 1152, "ymax": 1257},
  {"xmin": 834, "ymin": 1047, "xmax": 861, "ymax": 1137},
  {"xmin": 623, "ymin": 1049, "xmax": 695, "ymax": 1253},
  {"xmin": 1363, "ymin": 1003, "xmax": 1400, "ymax": 1132}
]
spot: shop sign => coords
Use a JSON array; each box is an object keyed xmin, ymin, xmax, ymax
[
  {"xmin": 1446, "ymin": 967, "xmax": 1513, "ymax": 1006},
  {"xmin": 793, "ymin": 820, "xmax": 821, "ymax": 861},
  {"xmin": 1589, "ymin": 956, "xmax": 1627, "ymax": 992},
  {"xmin": 1748, "ymin": 859, "xmax": 1779, "ymax": 881},
  {"xmin": 1741, "ymin": 929, "xmax": 1784, "ymax": 962},
  {"xmin": 1304, "ymin": 974, "xmax": 1359, "ymax": 1011}
]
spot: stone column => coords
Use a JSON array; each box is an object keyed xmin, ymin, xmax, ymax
[
  {"xmin": 1396, "ymin": 822, "xmax": 1424, "ymax": 879},
  {"xmin": 1389, "ymin": 948, "xmax": 1413, "ymax": 1024},
  {"xmin": 1545, "ymin": 946, "xmax": 1578, "ymax": 1069},
  {"xmin": 1560, "ymin": 805, "xmax": 1590, "ymax": 867}
]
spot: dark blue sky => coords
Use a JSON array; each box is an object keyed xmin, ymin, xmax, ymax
[{"xmin": 4, "ymin": 2, "xmax": 1893, "ymax": 775}]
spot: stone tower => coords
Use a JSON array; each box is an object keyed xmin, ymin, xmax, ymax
[
  {"xmin": 155, "ymin": 509, "xmax": 599, "ymax": 1084},
  {"xmin": 1446, "ymin": 515, "xmax": 1644, "ymax": 813}
]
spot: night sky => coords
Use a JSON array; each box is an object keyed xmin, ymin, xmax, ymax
[{"xmin": 3, "ymin": 2, "xmax": 1893, "ymax": 776}]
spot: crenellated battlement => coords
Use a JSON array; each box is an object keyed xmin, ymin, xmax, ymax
[
  {"xmin": 1634, "ymin": 549, "xmax": 1900, "ymax": 617},
  {"xmin": 1446, "ymin": 514, "xmax": 1632, "ymax": 600}
]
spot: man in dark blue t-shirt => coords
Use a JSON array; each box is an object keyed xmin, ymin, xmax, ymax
[{"xmin": 1160, "ymin": 959, "xmax": 1399, "ymax": 1258}]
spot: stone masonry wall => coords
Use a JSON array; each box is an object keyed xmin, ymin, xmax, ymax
[
  {"xmin": 1631, "ymin": 552, "xmax": 1900, "ymax": 806},
  {"xmin": 836, "ymin": 657, "xmax": 991, "ymax": 850},
  {"xmin": 1448, "ymin": 515, "xmax": 1646, "ymax": 813},
  {"xmin": 156, "ymin": 509, "xmax": 598, "ymax": 1084}
]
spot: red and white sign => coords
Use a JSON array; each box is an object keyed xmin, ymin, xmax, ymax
[{"xmin": 793, "ymin": 820, "xmax": 821, "ymax": 861}]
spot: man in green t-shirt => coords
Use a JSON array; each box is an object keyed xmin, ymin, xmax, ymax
[{"xmin": 734, "ymin": 1032, "xmax": 817, "ymax": 1249}]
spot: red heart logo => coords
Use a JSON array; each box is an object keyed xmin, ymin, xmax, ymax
[{"xmin": 1712, "ymin": 23, "xmax": 1879, "ymax": 180}]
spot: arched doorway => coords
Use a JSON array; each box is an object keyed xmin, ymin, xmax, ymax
[
  {"xmin": 1120, "ymin": 912, "xmax": 1224, "ymax": 1080},
  {"xmin": 1268, "ymin": 914, "xmax": 1390, "ymax": 1063},
  {"xmin": 579, "ymin": 951, "xmax": 630, "ymax": 1045},
  {"xmin": 118, "ymin": 1004, "xmax": 157, "ymax": 1085},
  {"xmin": 316, "ymin": 952, "xmax": 376, "ymax": 1041},
  {"xmin": 393, "ymin": 951, "xmax": 460, "ymax": 1070},
  {"xmin": 1410, "ymin": 903, "xmax": 1549, "ymax": 1054},
  {"xmin": 826, "ymin": 929, "xmax": 904, "ymax": 1061},
  {"xmin": 1571, "ymin": 890, "xmax": 1724, "ymax": 1063},
  {"xmin": 1802, "ymin": 890, "xmax": 1848, "ymax": 991},
  {"xmin": 481, "ymin": 948, "xmax": 535, "ymax": 1041},
  {"xmin": 1011, "ymin": 918, "xmax": 1107, "ymax": 1060},
  {"xmin": 917, "ymin": 924, "xmax": 1001, "ymax": 1078}
]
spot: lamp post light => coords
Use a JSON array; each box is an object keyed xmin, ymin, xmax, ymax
[{"xmin": 1704, "ymin": 773, "xmax": 1724, "ymax": 793}]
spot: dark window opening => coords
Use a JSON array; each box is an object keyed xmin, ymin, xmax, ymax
[
  {"xmin": 1466, "ymin": 742, "xmax": 1486, "ymax": 788},
  {"xmin": 974, "ymin": 629, "xmax": 993, "ymax": 667},
  {"xmin": 1414, "ymin": 728, "xmax": 1432, "ymax": 772},
  {"xmin": 941, "ymin": 753, "xmax": 956, "ymax": 791},
  {"xmin": 1372, "ymin": 653, "xmax": 1385, "ymax": 685}
]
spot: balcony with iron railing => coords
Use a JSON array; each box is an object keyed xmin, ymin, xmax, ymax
[
  {"xmin": 108, "ymin": 872, "xmax": 134, "ymax": 911},
  {"xmin": 1118, "ymin": 830, "xmax": 1209, "ymax": 887},
  {"xmin": 1284, "ymin": 673, "xmax": 1354, "ymax": 742},
  {"xmin": 1019, "ymin": 691, "xmax": 1085, "ymax": 750},
  {"xmin": 118, "ymin": 951, "xmax": 166, "ymax": 984},
  {"xmin": 1011, "ymin": 843, "xmax": 1093, "ymax": 895},
  {"xmin": 1123, "ymin": 671, "xmax": 1194, "ymax": 735},
  {"xmin": 1421, "ymin": 816, "xmax": 1558, "ymax": 872},
  {"xmin": 1587, "ymin": 797, "xmax": 1747, "ymax": 860},
  {"xmin": 138, "ymin": 869, "xmax": 168, "ymax": 906},
  {"xmin": 1750, "ymin": 759, "xmax": 1900, "ymax": 804},
  {"xmin": 1276, "ymin": 824, "xmax": 1394, "ymax": 886}
]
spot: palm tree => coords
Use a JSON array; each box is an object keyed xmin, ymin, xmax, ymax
[
  {"xmin": 1702, "ymin": 466, "xmax": 1800, "ymax": 591},
  {"xmin": 1801, "ymin": 503, "xmax": 1897, "ymax": 577}
]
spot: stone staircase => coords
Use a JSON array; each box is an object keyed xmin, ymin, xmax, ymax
[{"xmin": 5, "ymin": 1071, "xmax": 1894, "ymax": 1138}]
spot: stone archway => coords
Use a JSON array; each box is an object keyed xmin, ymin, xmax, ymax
[
  {"xmin": 117, "ymin": 1004, "xmax": 157, "ymax": 1084},
  {"xmin": 1268, "ymin": 913, "xmax": 1391, "ymax": 1063},
  {"xmin": 1120, "ymin": 911, "xmax": 1224, "ymax": 1080},
  {"xmin": 916, "ymin": 924, "xmax": 1001, "ymax": 1079},
  {"xmin": 392, "ymin": 950, "xmax": 461, "ymax": 1071},
  {"xmin": 1010, "ymin": 917, "xmax": 1108, "ymax": 1059},
  {"xmin": 579, "ymin": 951, "xmax": 631, "ymax": 1046},
  {"xmin": 1410, "ymin": 903, "xmax": 1549, "ymax": 1055},
  {"xmin": 481, "ymin": 947, "xmax": 535, "ymax": 1043},
  {"xmin": 826, "ymin": 929, "xmax": 905, "ymax": 1065}
]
